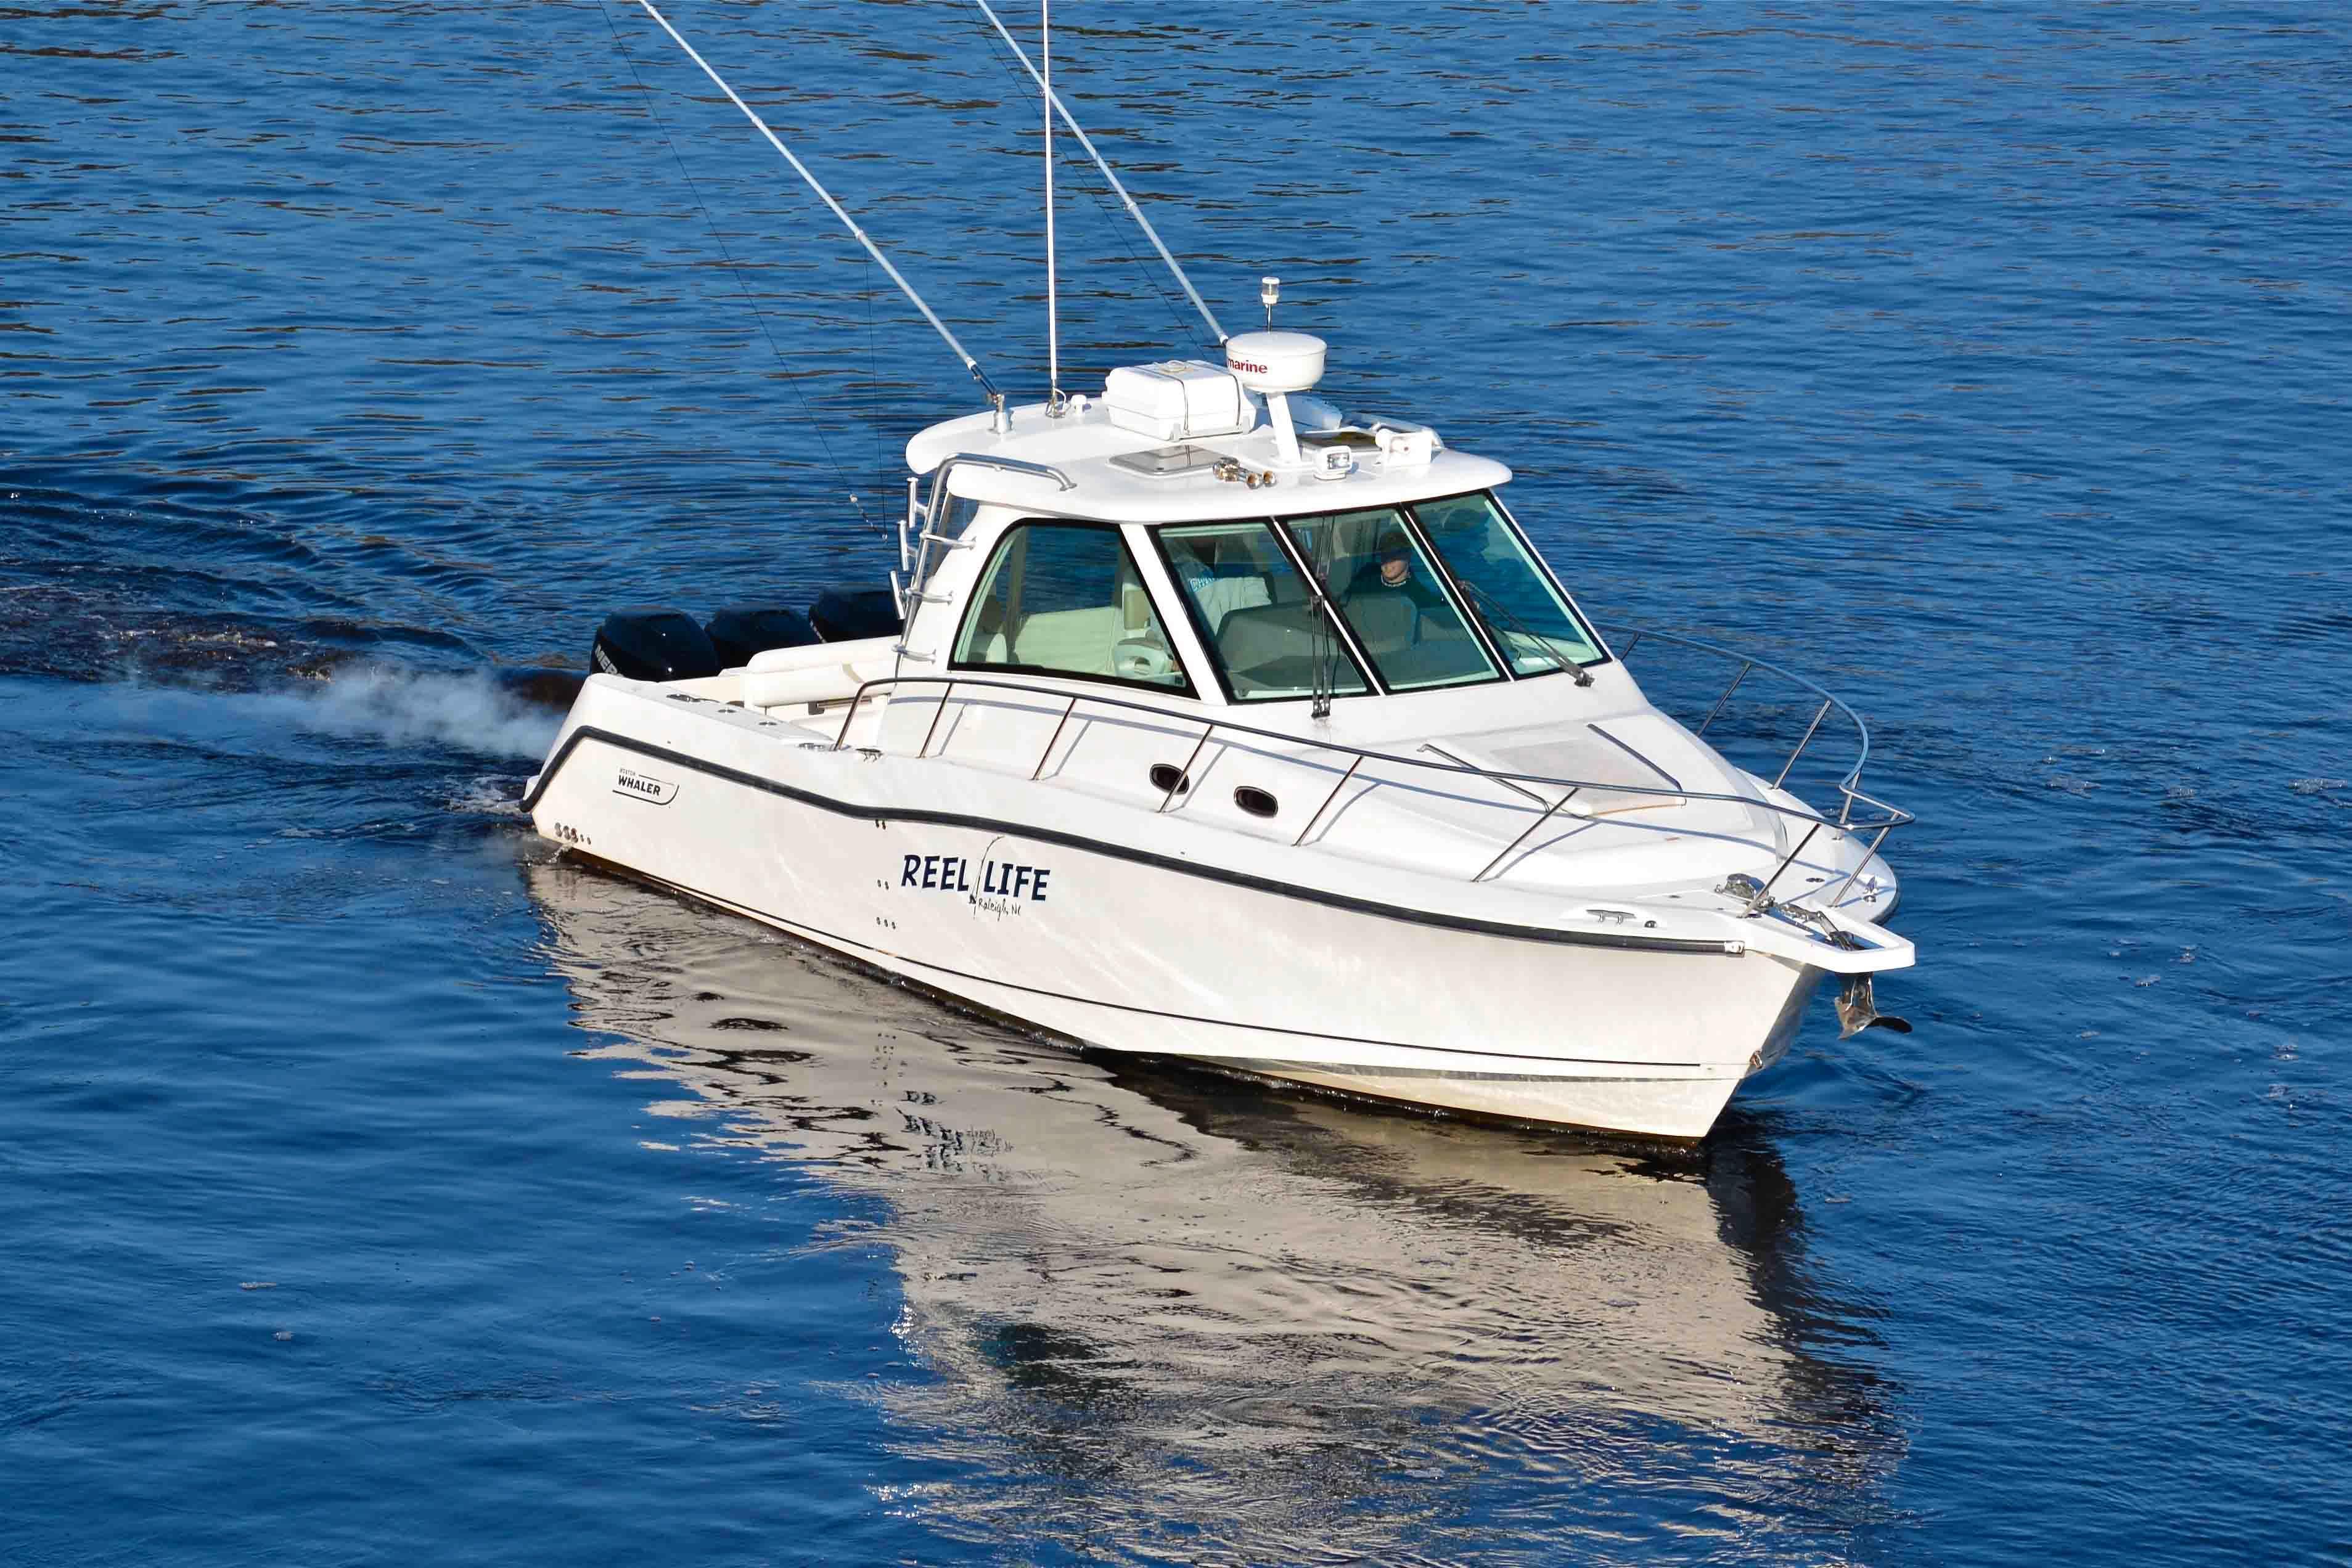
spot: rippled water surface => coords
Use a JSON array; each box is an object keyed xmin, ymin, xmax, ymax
[{"xmin": 5, "ymin": 3, "xmax": 2348, "ymax": 1563}]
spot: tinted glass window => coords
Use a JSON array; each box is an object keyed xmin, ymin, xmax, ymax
[
  {"xmin": 1281, "ymin": 507, "xmax": 1499, "ymax": 692},
  {"xmin": 1412, "ymin": 492, "xmax": 1602, "ymax": 674},
  {"xmin": 1160, "ymin": 521, "xmax": 1369, "ymax": 702},
  {"xmin": 952, "ymin": 524, "xmax": 1189, "ymax": 691}
]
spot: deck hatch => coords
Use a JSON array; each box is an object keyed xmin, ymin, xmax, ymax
[{"xmin": 1110, "ymin": 443, "xmax": 1227, "ymax": 479}]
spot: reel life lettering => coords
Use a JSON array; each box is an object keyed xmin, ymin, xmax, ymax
[{"xmin": 901, "ymin": 854, "xmax": 1051, "ymax": 903}]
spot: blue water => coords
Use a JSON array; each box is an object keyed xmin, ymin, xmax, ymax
[{"xmin": 4, "ymin": 2, "xmax": 2348, "ymax": 1562}]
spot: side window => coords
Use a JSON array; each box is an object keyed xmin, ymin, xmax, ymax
[
  {"xmin": 938, "ymin": 494, "xmax": 983, "ymax": 539},
  {"xmin": 951, "ymin": 523, "xmax": 1191, "ymax": 692}
]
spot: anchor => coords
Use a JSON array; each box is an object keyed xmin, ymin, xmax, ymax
[{"xmin": 1837, "ymin": 974, "xmax": 1912, "ymax": 1039}]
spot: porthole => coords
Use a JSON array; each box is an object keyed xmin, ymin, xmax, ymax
[{"xmin": 1234, "ymin": 785, "xmax": 1279, "ymax": 819}]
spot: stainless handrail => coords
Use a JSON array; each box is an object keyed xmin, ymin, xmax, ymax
[
  {"xmin": 1600, "ymin": 624, "xmax": 1879, "ymax": 820},
  {"xmin": 924, "ymin": 452, "xmax": 1076, "ymax": 496},
  {"xmin": 900, "ymin": 451, "xmax": 1081, "ymax": 616},
  {"xmin": 824, "ymin": 636, "xmax": 1913, "ymax": 902},
  {"xmin": 834, "ymin": 670, "xmax": 1836, "ymax": 822},
  {"xmin": 1599, "ymin": 624, "xmax": 1903, "ymax": 906}
]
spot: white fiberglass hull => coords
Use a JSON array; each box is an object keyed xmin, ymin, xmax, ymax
[{"xmin": 525, "ymin": 678, "xmax": 1903, "ymax": 1141}]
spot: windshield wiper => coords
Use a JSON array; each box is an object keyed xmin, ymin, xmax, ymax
[{"xmin": 1453, "ymin": 577, "xmax": 1594, "ymax": 687}]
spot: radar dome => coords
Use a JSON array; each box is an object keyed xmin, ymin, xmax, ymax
[{"xmin": 1223, "ymin": 331, "xmax": 1326, "ymax": 394}]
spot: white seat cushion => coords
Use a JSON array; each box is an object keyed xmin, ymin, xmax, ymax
[{"xmin": 741, "ymin": 636, "xmax": 898, "ymax": 709}]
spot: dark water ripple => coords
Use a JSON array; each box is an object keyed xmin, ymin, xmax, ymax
[{"xmin": 5, "ymin": 3, "xmax": 2350, "ymax": 1564}]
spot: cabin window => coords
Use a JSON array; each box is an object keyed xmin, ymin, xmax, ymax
[
  {"xmin": 1280, "ymin": 507, "xmax": 1501, "ymax": 692},
  {"xmin": 950, "ymin": 522, "xmax": 1192, "ymax": 692},
  {"xmin": 1410, "ymin": 492, "xmax": 1604, "ymax": 675},
  {"xmin": 1158, "ymin": 521, "xmax": 1371, "ymax": 703}
]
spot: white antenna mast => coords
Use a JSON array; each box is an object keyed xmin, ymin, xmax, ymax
[
  {"xmin": 1042, "ymin": 0, "xmax": 1063, "ymax": 412},
  {"xmin": 633, "ymin": 0, "xmax": 1006, "ymax": 420},
  {"xmin": 972, "ymin": 0, "xmax": 1227, "ymax": 345}
]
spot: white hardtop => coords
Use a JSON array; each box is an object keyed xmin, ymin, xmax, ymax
[{"xmin": 903, "ymin": 396, "xmax": 1512, "ymax": 523}]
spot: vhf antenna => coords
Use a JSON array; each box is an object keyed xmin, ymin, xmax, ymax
[{"xmin": 1043, "ymin": 0, "xmax": 1064, "ymax": 413}]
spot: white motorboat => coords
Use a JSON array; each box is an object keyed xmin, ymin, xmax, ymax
[{"xmin": 527, "ymin": 3, "xmax": 1916, "ymax": 1141}]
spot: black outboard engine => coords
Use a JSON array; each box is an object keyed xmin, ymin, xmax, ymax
[
  {"xmin": 808, "ymin": 586, "xmax": 903, "ymax": 643},
  {"xmin": 591, "ymin": 608, "xmax": 722, "ymax": 682},
  {"xmin": 705, "ymin": 606, "xmax": 817, "ymax": 669}
]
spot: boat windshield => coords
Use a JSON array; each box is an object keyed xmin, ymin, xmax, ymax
[
  {"xmin": 1158, "ymin": 521, "xmax": 1371, "ymax": 702},
  {"xmin": 1280, "ymin": 507, "xmax": 1501, "ymax": 692},
  {"xmin": 1408, "ymin": 492, "xmax": 1604, "ymax": 675}
]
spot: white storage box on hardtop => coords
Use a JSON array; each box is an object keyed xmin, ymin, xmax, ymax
[{"xmin": 1102, "ymin": 359, "xmax": 1255, "ymax": 442}]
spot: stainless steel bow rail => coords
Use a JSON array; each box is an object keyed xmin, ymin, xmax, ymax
[
  {"xmin": 825, "ymin": 629, "xmax": 1914, "ymax": 912},
  {"xmin": 1605, "ymin": 624, "xmax": 1914, "ymax": 912}
]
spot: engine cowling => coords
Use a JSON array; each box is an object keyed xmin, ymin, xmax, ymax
[
  {"xmin": 591, "ymin": 608, "xmax": 721, "ymax": 682},
  {"xmin": 705, "ymin": 606, "xmax": 817, "ymax": 669},
  {"xmin": 808, "ymin": 586, "xmax": 903, "ymax": 643}
]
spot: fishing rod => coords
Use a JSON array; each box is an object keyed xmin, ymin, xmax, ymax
[
  {"xmin": 633, "ymin": 0, "xmax": 1006, "ymax": 415},
  {"xmin": 970, "ymin": 0, "xmax": 1228, "ymax": 346}
]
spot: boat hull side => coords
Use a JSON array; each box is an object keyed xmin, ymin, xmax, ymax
[{"xmin": 528, "ymin": 715, "xmax": 1829, "ymax": 1141}]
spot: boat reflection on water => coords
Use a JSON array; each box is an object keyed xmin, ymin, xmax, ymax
[{"xmin": 525, "ymin": 855, "xmax": 1903, "ymax": 1559}]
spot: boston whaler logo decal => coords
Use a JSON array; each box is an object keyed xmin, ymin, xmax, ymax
[{"xmin": 613, "ymin": 767, "xmax": 679, "ymax": 805}]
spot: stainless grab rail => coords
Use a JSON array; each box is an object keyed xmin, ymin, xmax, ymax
[
  {"xmin": 824, "ymin": 631, "xmax": 1914, "ymax": 904},
  {"xmin": 1599, "ymin": 624, "xmax": 1903, "ymax": 907},
  {"xmin": 898, "ymin": 451, "xmax": 1079, "ymax": 618}
]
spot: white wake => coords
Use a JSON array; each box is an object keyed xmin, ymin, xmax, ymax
[{"xmin": 290, "ymin": 665, "xmax": 560, "ymax": 761}]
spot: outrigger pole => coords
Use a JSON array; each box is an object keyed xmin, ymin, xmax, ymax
[
  {"xmin": 633, "ymin": 1, "xmax": 1004, "ymax": 407},
  {"xmin": 970, "ymin": 0, "xmax": 1228, "ymax": 345}
]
